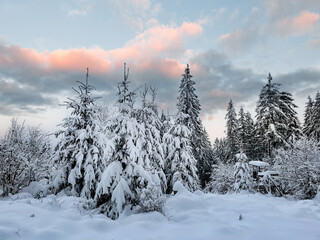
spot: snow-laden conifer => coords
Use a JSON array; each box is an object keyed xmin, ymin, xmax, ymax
[
  {"xmin": 309, "ymin": 92, "xmax": 320, "ymax": 141},
  {"xmin": 137, "ymin": 86, "xmax": 166, "ymax": 193},
  {"xmin": 244, "ymin": 111, "xmax": 256, "ymax": 159},
  {"xmin": 95, "ymin": 64, "xmax": 154, "ymax": 219},
  {"xmin": 225, "ymin": 99, "xmax": 238, "ymax": 163},
  {"xmin": 233, "ymin": 152, "xmax": 252, "ymax": 192},
  {"xmin": 237, "ymin": 108, "xmax": 256, "ymax": 160},
  {"xmin": 279, "ymin": 90, "xmax": 301, "ymax": 142},
  {"xmin": 176, "ymin": 64, "xmax": 211, "ymax": 188},
  {"xmin": 164, "ymin": 111, "xmax": 199, "ymax": 193},
  {"xmin": 303, "ymin": 96, "xmax": 314, "ymax": 138},
  {"xmin": 212, "ymin": 138, "xmax": 229, "ymax": 164},
  {"xmin": 197, "ymin": 125, "xmax": 215, "ymax": 186},
  {"xmin": 256, "ymin": 73, "xmax": 301, "ymax": 157},
  {"xmin": 52, "ymin": 69, "xmax": 106, "ymax": 199}
]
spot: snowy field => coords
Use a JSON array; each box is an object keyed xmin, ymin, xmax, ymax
[{"xmin": 0, "ymin": 190, "xmax": 320, "ymax": 240}]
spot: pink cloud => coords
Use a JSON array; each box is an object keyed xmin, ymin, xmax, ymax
[
  {"xmin": 0, "ymin": 45, "xmax": 45, "ymax": 67},
  {"xmin": 220, "ymin": 33, "xmax": 232, "ymax": 40},
  {"xmin": 0, "ymin": 22, "xmax": 202, "ymax": 78},
  {"xmin": 292, "ymin": 11, "xmax": 319, "ymax": 31},
  {"xmin": 209, "ymin": 115, "xmax": 216, "ymax": 121},
  {"xmin": 48, "ymin": 49, "xmax": 112, "ymax": 74},
  {"xmin": 275, "ymin": 11, "xmax": 319, "ymax": 36}
]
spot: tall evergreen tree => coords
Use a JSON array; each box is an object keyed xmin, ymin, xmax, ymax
[
  {"xmin": 212, "ymin": 137, "xmax": 229, "ymax": 164},
  {"xmin": 237, "ymin": 106, "xmax": 246, "ymax": 151},
  {"xmin": 225, "ymin": 99, "xmax": 238, "ymax": 163},
  {"xmin": 52, "ymin": 68, "xmax": 106, "ymax": 199},
  {"xmin": 95, "ymin": 64, "xmax": 154, "ymax": 219},
  {"xmin": 279, "ymin": 90, "xmax": 301, "ymax": 143},
  {"xmin": 197, "ymin": 126, "xmax": 215, "ymax": 187},
  {"xmin": 137, "ymin": 86, "xmax": 166, "ymax": 193},
  {"xmin": 256, "ymin": 73, "xmax": 282, "ymax": 157},
  {"xmin": 253, "ymin": 122, "xmax": 267, "ymax": 160},
  {"xmin": 310, "ymin": 92, "xmax": 320, "ymax": 141},
  {"xmin": 163, "ymin": 111, "xmax": 199, "ymax": 193},
  {"xmin": 244, "ymin": 111, "xmax": 256, "ymax": 159},
  {"xmin": 303, "ymin": 96, "xmax": 314, "ymax": 138},
  {"xmin": 256, "ymin": 73, "xmax": 300, "ymax": 157},
  {"xmin": 176, "ymin": 64, "xmax": 212, "ymax": 188}
]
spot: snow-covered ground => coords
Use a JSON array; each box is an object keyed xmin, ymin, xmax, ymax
[{"xmin": 1, "ymin": 190, "xmax": 320, "ymax": 240}]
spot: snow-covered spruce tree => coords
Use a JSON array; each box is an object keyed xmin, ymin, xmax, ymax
[
  {"xmin": 176, "ymin": 64, "xmax": 211, "ymax": 188},
  {"xmin": 237, "ymin": 106, "xmax": 246, "ymax": 151},
  {"xmin": 95, "ymin": 64, "xmax": 154, "ymax": 219},
  {"xmin": 164, "ymin": 111, "xmax": 199, "ymax": 193},
  {"xmin": 237, "ymin": 106, "xmax": 256, "ymax": 159},
  {"xmin": 233, "ymin": 152, "xmax": 252, "ymax": 192},
  {"xmin": 137, "ymin": 85, "xmax": 166, "ymax": 193},
  {"xmin": 274, "ymin": 138, "xmax": 320, "ymax": 199},
  {"xmin": 303, "ymin": 96, "xmax": 314, "ymax": 138},
  {"xmin": 237, "ymin": 107, "xmax": 256, "ymax": 160},
  {"xmin": 279, "ymin": 90, "xmax": 301, "ymax": 143},
  {"xmin": 309, "ymin": 92, "xmax": 320, "ymax": 141},
  {"xmin": 225, "ymin": 99, "xmax": 239, "ymax": 163},
  {"xmin": 256, "ymin": 73, "xmax": 300, "ymax": 158},
  {"xmin": 52, "ymin": 68, "xmax": 106, "ymax": 199},
  {"xmin": 244, "ymin": 111, "xmax": 256, "ymax": 160},
  {"xmin": 252, "ymin": 122, "xmax": 267, "ymax": 160},
  {"xmin": 198, "ymin": 126, "xmax": 215, "ymax": 186},
  {"xmin": 212, "ymin": 137, "xmax": 229, "ymax": 164},
  {"xmin": 160, "ymin": 110, "xmax": 173, "ymax": 140}
]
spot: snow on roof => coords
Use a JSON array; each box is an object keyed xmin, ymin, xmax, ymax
[
  {"xmin": 258, "ymin": 170, "xmax": 279, "ymax": 176},
  {"xmin": 249, "ymin": 161, "xmax": 270, "ymax": 167}
]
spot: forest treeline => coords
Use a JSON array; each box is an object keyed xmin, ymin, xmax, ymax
[{"xmin": 0, "ymin": 64, "xmax": 319, "ymax": 219}]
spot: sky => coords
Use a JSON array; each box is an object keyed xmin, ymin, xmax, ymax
[{"xmin": 1, "ymin": 0, "xmax": 320, "ymax": 141}]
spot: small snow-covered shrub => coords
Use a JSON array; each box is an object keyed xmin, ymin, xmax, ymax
[
  {"xmin": 274, "ymin": 138, "xmax": 320, "ymax": 199},
  {"xmin": 205, "ymin": 164, "xmax": 234, "ymax": 194},
  {"xmin": 137, "ymin": 182, "xmax": 165, "ymax": 214},
  {"xmin": 21, "ymin": 180, "xmax": 52, "ymax": 198}
]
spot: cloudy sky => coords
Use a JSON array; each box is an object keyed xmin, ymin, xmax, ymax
[{"xmin": 1, "ymin": 0, "xmax": 320, "ymax": 141}]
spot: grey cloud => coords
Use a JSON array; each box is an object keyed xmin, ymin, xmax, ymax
[
  {"xmin": 189, "ymin": 51, "xmax": 320, "ymax": 119},
  {"xmin": 0, "ymin": 77, "xmax": 57, "ymax": 115},
  {"xmin": 276, "ymin": 69, "xmax": 320, "ymax": 97},
  {"xmin": 190, "ymin": 50, "xmax": 265, "ymax": 115}
]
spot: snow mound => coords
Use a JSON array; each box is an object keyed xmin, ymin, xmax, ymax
[
  {"xmin": 249, "ymin": 161, "xmax": 270, "ymax": 167},
  {"xmin": 172, "ymin": 181, "xmax": 191, "ymax": 195}
]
